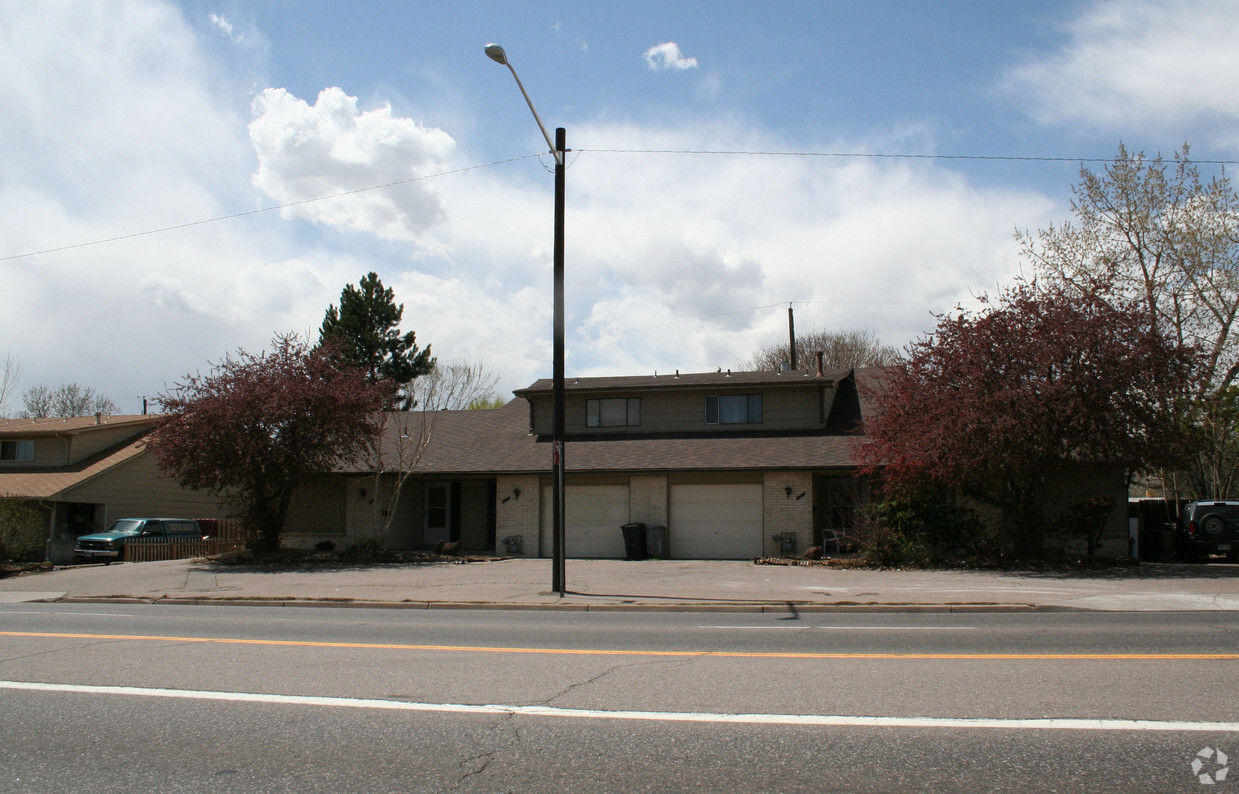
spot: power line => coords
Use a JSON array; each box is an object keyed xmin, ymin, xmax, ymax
[
  {"xmin": 0, "ymin": 154, "xmax": 542, "ymax": 263},
  {"xmin": 578, "ymin": 148, "xmax": 1239, "ymax": 165},
  {"xmin": 8, "ymin": 146, "xmax": 1233, "ymax": 264}
]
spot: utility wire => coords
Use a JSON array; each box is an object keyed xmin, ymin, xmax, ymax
[
  {"xmin": 578, "ymin": 148, "xmax": 1239, "ymax": 165},
  {"xmin": 0, "ymin": 154, "xmax": 542, "ymax": 263},
  {"xmin": 8, "ymin": 146, "xmax": 1234, "ymax": 264}
]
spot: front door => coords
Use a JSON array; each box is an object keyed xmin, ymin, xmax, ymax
[{"xmin": 425, "ymin": 483, "xmax": 451, "ymax": 545}]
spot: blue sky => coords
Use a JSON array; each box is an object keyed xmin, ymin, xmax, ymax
[{"xmin": 3, "ymin": 0, "xmax": 1239, "ymax": 412}]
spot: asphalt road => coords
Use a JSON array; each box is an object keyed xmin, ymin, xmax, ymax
[{"xmin": 1, "ymin": 605, "xmax": 1237, "ymax": 792}]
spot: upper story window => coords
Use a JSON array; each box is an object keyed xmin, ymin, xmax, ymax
[
  {"xmin": 705, "ymin": 394, "xmax": 762, "ymax": 425},
  {"xmin": 587, "ymin": 398, "xmax": 640, "ymax": 428},
  {"xmin": 0, "ymin": 439, "xmax": 34, "ymax": 462}
]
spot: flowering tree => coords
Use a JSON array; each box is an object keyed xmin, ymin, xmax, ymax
[
  {"xmin": 146, "ymin": 333, "xmax": 388, "ymax": 552},
  {"xmin": 1020, "ymin": 144, "xmax": 1239, "ymax": 497},
  {"xmin": 859, "ymin": 279, "xmax": 1199, "ymax": 557}
]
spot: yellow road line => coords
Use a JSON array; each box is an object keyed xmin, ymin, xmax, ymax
[{"xmin": 2, "ymin": 630, "xmax": 1237, "ymax": 660}]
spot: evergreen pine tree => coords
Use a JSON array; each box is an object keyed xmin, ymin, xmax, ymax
[{"xmin": 319, "ymin": 272, "xmax": 435, "ymax": 409}]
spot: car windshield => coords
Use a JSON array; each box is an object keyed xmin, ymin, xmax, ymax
[{"xmin": 106, "ymin": 520, "xmax": 144, "ymax": 536}]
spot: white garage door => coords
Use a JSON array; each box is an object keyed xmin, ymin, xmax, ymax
[
  {"xmin": 541, "ymin": 485, "xmax": 630, "ymax": 558},
  {"xmin": 669, "ymin": 484, "xmax": 764, "ymax": 559}
]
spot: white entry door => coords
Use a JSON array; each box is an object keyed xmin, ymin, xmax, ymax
[
  {"xmin": 669, "ymin": 484, "xmax": 764, "ymax": 559},
  {"xmin": 425, "ymin": 483, "xmax": 451, "ymax": 545}
]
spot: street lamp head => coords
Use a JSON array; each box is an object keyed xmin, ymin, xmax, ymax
[{"xmin": 484, "ymin": 44, "xmax": 508, "ymax": 66}]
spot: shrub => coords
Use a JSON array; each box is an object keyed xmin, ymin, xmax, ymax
[
  {"xmin": 0, "ymin": 498, "xmax": 44, "ymax": 562},
  {"xmin": 853, "ymin": 497, "xmax": 996, "ymax": 567}
]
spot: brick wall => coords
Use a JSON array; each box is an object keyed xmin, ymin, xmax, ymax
[
  {"xmin": 496, "ymin": 474, "xmax": 542, "ymax": 556},
  {"xmin": 762, "ymin": 471, "xmax": 813, "ymax": 557},
  {"xmin": 629, "ymin": 474, "xmax": 668, "ymax": 527}
]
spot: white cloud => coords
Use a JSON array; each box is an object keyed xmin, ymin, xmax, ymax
[
  {"xmin": 0, "ymin": 0, "xmax": 1066, "ymax": 411},
  {"xmin": 0, "ymin": 2, "xmax": 365, "ymax": 407},
  {"xmin": 208, "ymin": 12, "xmax": 244, "ymax": 44},
  {"xmin": 1001, "ymin": 0, "xmax": 1239, "ymax": 147},
  {"xmin": 545, "ymin": 123, "xmax": 1055, "ymax": 377},
  {"xmin": 643, "ymin": 42, "xmax": 699, "ymax": 72},
  {"xmin": 249, "ymin": 87, "xmax": 457, "ymax": 247}
]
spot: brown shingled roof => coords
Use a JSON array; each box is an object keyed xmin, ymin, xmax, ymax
[
  {"xmin": 349, "ymin": 387, "xmax": 870, "ymax": 476},
  {"xmin": 0, "ymin": 415, "xmax": 154, "ymax": 435},
  {"xmin": 514, "ymin": 368, "xmax": 852, "ymax": 396},
  {"xmin": 0, "ymin": 437, "xmax": 147, "ymax": 498}
]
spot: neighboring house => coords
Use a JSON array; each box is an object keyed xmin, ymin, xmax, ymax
[
  {"xmin": 0, "ymin": 415, "xmax": 227, "ymax": 563},
  {"xmin": 302, "ymin": 366, "xmax": 874, "ymax": 560},
  {"xmin": 0, "ymin": 368, "xmax": 1131, "ymax": 563}
]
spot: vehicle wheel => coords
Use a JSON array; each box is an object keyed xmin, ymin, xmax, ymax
[{"xmin": 1201, "ymin": 514, "xmax": 1226, "ymax": 536}]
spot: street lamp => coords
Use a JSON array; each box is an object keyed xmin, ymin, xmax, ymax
[{"xmin": 485, "ymin": 43, "xmax": 567, "ymax": 595}]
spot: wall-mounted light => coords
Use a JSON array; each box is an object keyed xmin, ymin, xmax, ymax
[
  {"xmin": 359, "ymin": 488, "xmax": 367, "ymax": 499},
  {"xmin": 513, "ymin": 487, "xmax": 521, "ymax": 500},
  {"xmin": 784, "ymin": 486, "xmax": 793, "ymax": 498}
]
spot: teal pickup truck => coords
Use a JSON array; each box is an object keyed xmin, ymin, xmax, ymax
[{"xmin": 73, "ymin": 518, "xmax": 203, "ymax": 564}]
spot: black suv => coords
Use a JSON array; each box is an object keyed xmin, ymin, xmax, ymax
[{"xmin": 1180, "ymin": 500, "xmax": 1239, "ymax": 563}]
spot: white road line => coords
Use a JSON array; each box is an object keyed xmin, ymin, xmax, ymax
[
  {"xmin": 3, "ymin": 680, "xmax": 1236, "ymax": 733},
  {"xmin": 698, "ymin": 626, "xmax": 976, "ymax": 631}
]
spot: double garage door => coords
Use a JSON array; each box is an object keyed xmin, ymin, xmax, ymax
[{"xmin": 542, "ymin": 483, "xmax": 763, "ymax": 559}]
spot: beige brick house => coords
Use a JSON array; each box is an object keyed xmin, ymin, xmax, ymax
[{"xmin": 320, "ymin": 366, "xmax": 873, "ymax": 560}]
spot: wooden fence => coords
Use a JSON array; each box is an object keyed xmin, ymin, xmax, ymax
[{"xmin": 122, "ymin": 518, "xmax": 259, "ymax": 563}]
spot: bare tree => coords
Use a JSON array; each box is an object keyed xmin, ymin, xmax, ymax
[
  {"xmin": 20, "ymin": 383, "xmax": 119, "ymax": 419},
  {"xmin": 410, "ymin": 361, "xmax": 502, "ymax": 410},
  {"xmin": 19, "ymin": 385, "xmax": 52, "ymax": 418},
  {"xmin": 362, "ymin": 411, "xmax": 435, "ymax": 549},
  {"xmin": 1019, "ymin": 144, "xmax": 1239, "ymax": 498},
  {"xmin": 0, "ymin": 355, "xmax": 19, "ymax": 418},
  {"xmin": 743, "ymin": 328, "xmax": 899, "ymax": 372}
]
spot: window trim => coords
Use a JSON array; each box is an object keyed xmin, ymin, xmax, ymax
[
  {"xmin": 705, "ymin": 394, "xmax": 763, "ymax": 425},
  {"xmin": 586, "ymin": 397, "xmax": 641, "ymax": 428},
  {"xmin": 0, "ymin": 439, "xmax": 34, "ymax": 462}
]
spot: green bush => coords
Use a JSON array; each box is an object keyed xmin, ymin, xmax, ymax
[
  {"xmin": 0, "ymin": 499, "xmax": 44, "ymax": 562},
  {"xmin": 854, "ymin": 497, "xmax": 995, "ymax": 566}
]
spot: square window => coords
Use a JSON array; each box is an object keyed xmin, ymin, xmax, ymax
[
  {"xmin": 586, "ymin": 398, "xmax": 640, "ymax": 427},
  {"xmin": 0, "ymin": 439, "xmax": 33, "ymax": 461},
  {"xmin": 705, "ymin": 395, "xmax": 762, "ymax": 425}
]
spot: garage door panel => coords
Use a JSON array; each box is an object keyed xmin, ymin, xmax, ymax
[
  {"xmin": 541, "ymin": 485, "xmax": 629, "ymax": 558},
  {"xmin": 670, "ymin": 484, "xmax": 763, "ymax": 559}
]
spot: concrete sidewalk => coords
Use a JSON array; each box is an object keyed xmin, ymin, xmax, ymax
[{"xmin": 3, "ymin": 557, "xmax": 1239, "ymax": 612}]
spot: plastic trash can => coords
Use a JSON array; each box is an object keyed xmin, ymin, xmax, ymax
[
  {"xmin": 621, "ymin": 522, "xmax": 647, "ymax": 560},
  {"xmin": 644, "ymin": 525, "xmax": 667, "ymax": 558}
]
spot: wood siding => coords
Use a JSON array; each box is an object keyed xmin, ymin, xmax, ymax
[
  {"xmin": 60, "ymin": 453, "xmax": 226, "ymax": 528},
  {"xmin": 529, "ymin": 384, "xmax": 835, "ymax": 436}
]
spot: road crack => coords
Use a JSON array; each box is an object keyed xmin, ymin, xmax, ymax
[{"xmin": 541, "ymin": 653, "xmax": 705, "ymax": 707}]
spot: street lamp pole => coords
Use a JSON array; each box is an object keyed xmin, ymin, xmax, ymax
[{"xmin": 485, "ymin": 44, "xmax": 567, "ymax": 595}]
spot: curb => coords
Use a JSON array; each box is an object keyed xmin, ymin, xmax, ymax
[{"xmin": 54, "ymin": 596, "xmax": 1058, "ymax": 613}]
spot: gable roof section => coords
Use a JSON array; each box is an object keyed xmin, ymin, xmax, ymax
[
  {"xmin": 561, "ymin": 431, "xmax": 860, "ymax": 473},
  {"xmin": 0, "ymin": 435, "xmax": 148, "ymax": 499},
  {"xmin": 0, "ymin": 415, "xmax": 153, "ymax": 436},
  {"xmin": 352, "ymin": 376, "xmax": 874, "ymax": 476}
]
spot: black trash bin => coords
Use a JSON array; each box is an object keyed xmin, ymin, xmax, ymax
[
  {"xmin": 621, "ymin": 522, "xmax": 647, "ymax": 560},
  {"xmin": 644, "ymin": 525, "xmax": 667, "ymax": 558}
]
